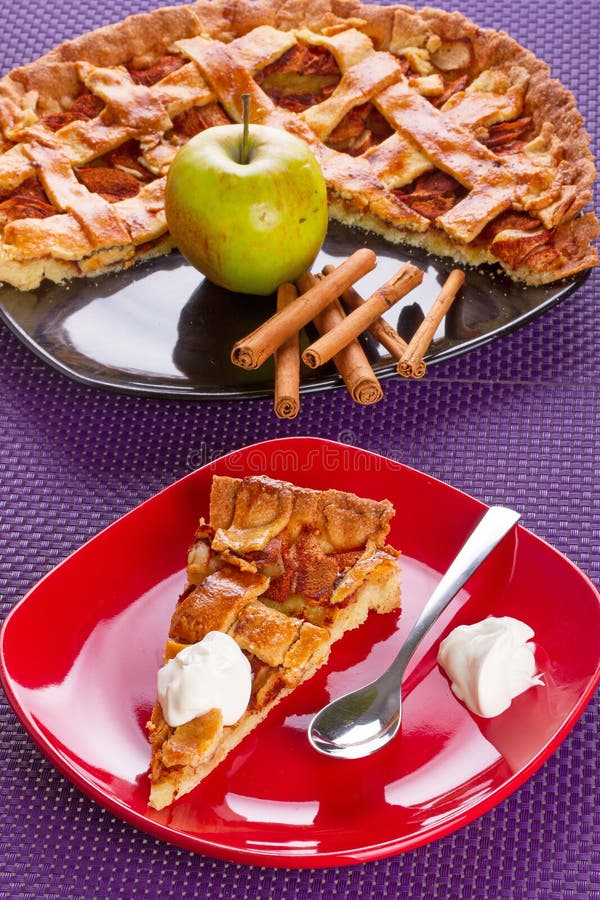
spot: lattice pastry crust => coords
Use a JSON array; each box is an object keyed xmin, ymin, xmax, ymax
[
  {"xmin": 0, "ymin": 0, "xmax": 597, "ymax": 291},
  {"xmin": 147, "ymin": 474, "xmax": 401, "ymax": 809}
]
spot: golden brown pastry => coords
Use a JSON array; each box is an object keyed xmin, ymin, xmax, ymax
[
  {"xmin": 0, "ymin": 0, "xmax": 596, "ymax": 290},
  {"xmin": 147, "ymin": 473, "xmax": 401, "ymax": 809}
]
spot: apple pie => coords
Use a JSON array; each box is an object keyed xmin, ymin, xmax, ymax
[
  {"xmin": 0, "ymin": 0, "xmax": 597, "ymax": 291},
  {"xmin": 146, "ymin": 473, "xmax": 401, "ymax": 809}
]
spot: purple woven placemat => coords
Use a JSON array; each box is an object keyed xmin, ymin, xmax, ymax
[{"xmin": 1, "ymin": 0, "xmax": 598, "ymax": 896}]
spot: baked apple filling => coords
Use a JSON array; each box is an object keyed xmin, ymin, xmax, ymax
[
  {"xmin": 480, "ymin": 116, "xmax": 534, "ymax": 154},
  {"xmin": 75, "ymin": 165, "xmax": 145, "ymax": 202},
  {"xmin": 326, "ymin": 101, "xmax": 394, "ymax": 155},
  {"xmin": 395, "ymin": 170, "xmax": 467, "ymax": 221},
  {"xmin": 0, "ymin": 176, "xmax": 55, "ymax": 225},
  {"xmin": 254, "ymin": 43, "xmax": 341, "ymax": 111},
  {"xmin": 127, "ymin": 54, "xmax": 186, "ymax": 86},
  {"xmin": 39, "ymin": 91, "xmax": 104, "ymax": 132},
  {"xmin": 170, "ymin": 101, "xmax": 231, "ymax": 139}
]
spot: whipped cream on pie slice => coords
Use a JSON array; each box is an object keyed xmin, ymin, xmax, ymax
[{"xmin": 157, "ymin": 631, "xmax": 252, "ymax": 727}]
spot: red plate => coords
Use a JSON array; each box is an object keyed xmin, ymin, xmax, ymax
[{"xmin": 1, "ymin": 437, "xmax": 599, "ymax": 867}]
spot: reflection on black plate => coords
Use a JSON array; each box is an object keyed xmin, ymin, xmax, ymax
[{"xmin": 0, "ymin": 221, "xmax": 585, "ymax": 398}]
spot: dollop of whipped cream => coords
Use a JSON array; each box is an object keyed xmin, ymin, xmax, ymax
[
  {"xmin": 437, "ymin": 616, "xmax": 543, "ymax": 718},
  {"xmin": 157, "ymin": 631, "xmax": 252, "ymax": 728}
]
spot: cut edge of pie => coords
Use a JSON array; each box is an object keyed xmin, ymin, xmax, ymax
[
  {"xmin": 0, "ymin": 0, "xmax": 597, "ymax": 291},
  {"xmin": 146, "ymin": 473, "xmax": 401, "ymax": 810}
]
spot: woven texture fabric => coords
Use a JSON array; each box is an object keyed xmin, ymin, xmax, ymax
[{"xmin": 1, "ymin": 0, "xmax": 598, "ymax": 897}]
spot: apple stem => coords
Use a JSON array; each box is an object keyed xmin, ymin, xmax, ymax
[{"xmin": 240, "ymin": 93, "xmax": 250, "ymax": 165}]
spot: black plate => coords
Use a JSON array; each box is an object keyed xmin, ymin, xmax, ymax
[{"xmin": 0, "ymin": 221, "xmax": 584, "ymax": 398}]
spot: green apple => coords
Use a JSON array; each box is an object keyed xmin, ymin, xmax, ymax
[{"xmin": 164, "ymin": 123, "xmax": 328, "ymax": 295}]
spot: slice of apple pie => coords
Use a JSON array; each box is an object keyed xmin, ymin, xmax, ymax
[
  {"xmin": 0, "ymin": 0, "xmax": 597, "ymax": 291},
  {"xmin": 147, "ymin": 473, "xmax": 401, "ymax": 809}
]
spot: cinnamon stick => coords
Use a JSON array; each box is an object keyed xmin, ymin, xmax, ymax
[
  {"xmin": 273, "ymin": 283, "xmax": 300, "ymax": 419},
  {"xmin": 398, "ymin": 269, "xmax": 465, "ymax": 378},
  {"xmin": 231, "ymin": 248, "xmax": 377, "ymax": 369},
  {"xmin": 303, "ymin": 262, "xmax": 423, "ymax": 368},
  {"xmin": 322, "ymin": 264, "xmax": 413, "ymax": 366},
  {"xmin": 298, "ymin": 272, "xmax": 383, "ymax": 405}
]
